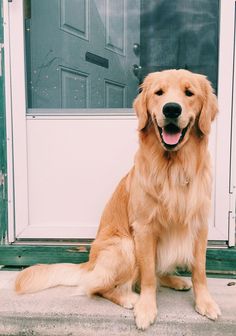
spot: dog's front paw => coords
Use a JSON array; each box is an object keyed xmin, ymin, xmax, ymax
[
  {"xmin": 134, "ymin": 297, "xmax": 157, "ymax": 330},
  {"xmin": 195, "ymin": 296, "xmax": 221, "ymax": 320}
]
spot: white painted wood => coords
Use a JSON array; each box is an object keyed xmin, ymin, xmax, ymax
[
  {"xmin": 15, "ymin": 116, "xmax": 221, "ymax": 240},
  {"xmin": 27, "ymin": 108, "xmax": 134, "ymax": 116},
  {"xmin": 213, "ymin": 0, "xmax": 235, "ymax": 241},
  {"xmin": 4, "ymin": 0, "xmax": 29, "ymax": 241},
  {"xmin": 17, "ymin": 117, "xmax": 138, "ymax": 239},
  {"xmin": 207, "ymin": 121, "xmax": 219, "ymax": 240},
  {"xmin": 228, "ymin": 1, "xmax": 236, "ymax": 246},
  {"xmin": 3, "ymin": 0, "xmax": 15, "ymax": 243}
]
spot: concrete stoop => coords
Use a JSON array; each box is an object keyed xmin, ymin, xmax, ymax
[{"xmin": 0, "ymin": 271, "xmax": 235, "ymax": 336}]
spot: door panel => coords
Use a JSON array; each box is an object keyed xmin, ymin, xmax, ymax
[
  {"xmin": 60, "ymin": 0, "xmax": 89, "ymax": 39},
  {"xmin": 61, "ymin": 68, "xmax": 89, "ymax": 108},
  {"xmin": 16, "ymin": 117, "xmax": 137, "ymax": 239},
  {"xmin": 105, "ymin": 80, "xmax": 125, "ymax": 107},
  {"xmin": 105, "ymin": 0, "xmax": 125, "ymax": 54}
]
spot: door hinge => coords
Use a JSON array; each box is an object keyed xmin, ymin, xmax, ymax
[
  {"xmin": 228, "ymin": 189, "xmax": 236, "ymax": 247},
  {"xmin": 229, "ymin": 186, "xmax": 236, "ymax": 217}
]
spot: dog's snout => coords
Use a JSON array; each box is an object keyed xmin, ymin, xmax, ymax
[{"xmin": 163, "ymin": 103, "xmax": 182, "ymax": 119}]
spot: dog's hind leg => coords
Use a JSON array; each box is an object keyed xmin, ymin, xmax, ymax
[
  {"xmin": 101, "ymin": 280, "xmax": 139, "ymax": 309},
  {"xmin": 159, "ymin": 275, "xmax": 192, "ymax": 291},
  {"xmin": 82, "ymin": 238, "xmax": 137, "ymax": 297},
  {"xmin": 15, "ymin": 238, "xmax": 136, "ymax": 297}
]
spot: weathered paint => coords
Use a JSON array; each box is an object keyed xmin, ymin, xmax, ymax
[
  {"xmin": 0, "ymin": 245, "xmax": 235, "ymax": 279},
  {"xmin": 0, "ymin": 245, "xmax": 91, "ymax": 266}
]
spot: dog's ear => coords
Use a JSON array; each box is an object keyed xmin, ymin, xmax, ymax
[
  {"xmin": 133, "ymin": 73, "xmax": 157, "ymax": 131},
  {"xmin": 197, "ymin": 75, "xmax": 218, "ymax": 135},
  {"xmin": 133, "ymin": 88, "xmax": 148, "ymax": 131}
]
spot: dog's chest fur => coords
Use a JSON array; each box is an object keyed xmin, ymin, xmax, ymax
[
  {"xmin": 154, "ymin": 168, "xmax": 209, "ymax": 273},
  {"xmin": 156, "ymin": 226, "xmax": 196, "ymax": 273},
  {"xmin": 141, "ymin": 159, "xmax": 210, "ymax": 225},
  {"xmin": 152, "ymin": 178, "xmax": 200, "ymax": 273},
  {"xmin": 132, "ymin": 149, "xmax": 211, "ymax": 274}
]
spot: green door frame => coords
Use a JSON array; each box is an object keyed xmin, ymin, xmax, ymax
[
  {"xmin": 0, "ymin": 0, "xmax": 235, "ymax": 278},
  {"xmin": 0, "ymin": 244, "xmax": 235, "ymax": 279}
]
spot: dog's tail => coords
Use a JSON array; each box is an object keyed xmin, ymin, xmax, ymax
[{"xmin": 15, "ymin": 263, "xmax": 88, "ymax": 294}]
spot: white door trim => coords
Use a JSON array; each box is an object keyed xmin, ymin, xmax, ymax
[
  {"xmin": 4, "ymin": 0, "xmax": 29, "ymax": 242},
  {"xmin": 3, "ymin": 0, "xmax": 14, "ymax": 242},
  {"xmin": 216, "ymin": 0, "xmax": 235, "ymax": 245},
  {"xmin": 229, "ymin": 0, "xmax": 236, "ymax": 247}
]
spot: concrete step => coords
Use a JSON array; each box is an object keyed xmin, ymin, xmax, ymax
[{"xmin": 0, "ymin": 271, "xmax": 235, "ymax": 336}]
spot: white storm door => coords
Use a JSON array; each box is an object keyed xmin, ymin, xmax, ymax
[
  {"xmin": 5, "ymin": 0, "xmax": 234, "ymax": 244},
  {"xmin": 6, "ymin": 0, "xmax": 140, "ymax": 240}
]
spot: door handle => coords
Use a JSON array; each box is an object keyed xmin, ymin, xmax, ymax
[
  {"xmin": 133, "ymin": 43, "xmax": 140, "ymax": 56},
  {"xmin": 133, "ymin": 64, "xmax": 142, "ymax": 80}
]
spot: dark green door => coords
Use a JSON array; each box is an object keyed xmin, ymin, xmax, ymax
[{"xmin": 26, "ymin": 0, "xmax": 140, "ymax": 109}]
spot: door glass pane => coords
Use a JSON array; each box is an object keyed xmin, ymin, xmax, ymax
[
  {"xmin": 140, "ymin": 0, "xmax": 219, "ymax": 92},
  {"xmin": 24, "ymin": 0, "xmax": 219, "ymax": 112}
]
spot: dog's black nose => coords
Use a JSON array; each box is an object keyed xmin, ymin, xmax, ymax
[{"xmin": 163, "ymin": 103, "xmax": 182, "ymax": 118}]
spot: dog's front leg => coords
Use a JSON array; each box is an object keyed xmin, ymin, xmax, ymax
[
  {"xmin": 192, "ymin": 225, "xmax": 221, "ymax": 320},
  {"xmin": 133, "ymin": 224, "xmax": 157, "ymax": 330}
]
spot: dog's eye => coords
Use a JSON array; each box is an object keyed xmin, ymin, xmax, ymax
[
  {"xmin": 185, "ymin": 89, "xmax": 194, "ymax": 97},
  {"xmin": 156, "ymin": 89, "xmax": 164, "ymax": 96}
]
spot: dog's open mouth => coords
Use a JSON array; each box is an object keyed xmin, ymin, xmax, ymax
[{"xmin": 158, "ymin": 123, "xmax": 188, "ymax": 149}]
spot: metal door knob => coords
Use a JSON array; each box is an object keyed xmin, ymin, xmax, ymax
[
  {"xmin": 133, "ymin": 64, "xmax": 142, "ymax": 79},
  {"xmin": 133, "ymin": 43, "xmax": 140, "ymax": 56}
]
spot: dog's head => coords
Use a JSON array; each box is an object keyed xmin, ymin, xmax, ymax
[{"xmin": 133, "ymin": 69, "xmax": 218, "ymax": 151}]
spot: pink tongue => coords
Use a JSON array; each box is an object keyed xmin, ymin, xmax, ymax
[{"xmin": 162, "ymin": 128, "xmax": 182, "ymax": 145}]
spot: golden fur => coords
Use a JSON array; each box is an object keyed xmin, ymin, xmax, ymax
[{"xmin": 15, "ymin": 69, "xmax": 221, "ymax": 330}]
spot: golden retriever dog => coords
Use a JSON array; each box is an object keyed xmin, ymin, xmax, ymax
[{"xmin": 15, "ymin": 69, "xmax": 221, "ymax": 330}]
